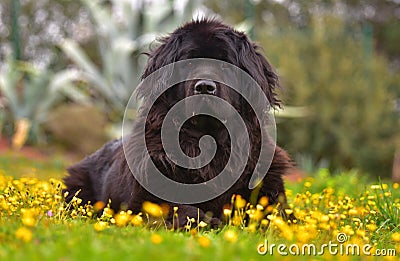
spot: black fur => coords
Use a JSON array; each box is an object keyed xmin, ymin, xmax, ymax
[{"xmin": 64, "ymin": 19, "xmax": 294, "ymax": 228}]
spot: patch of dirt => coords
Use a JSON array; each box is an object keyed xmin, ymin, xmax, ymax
[{"xmin": 0, "ymin": 138, "xmax": 51, "ymax": 161}]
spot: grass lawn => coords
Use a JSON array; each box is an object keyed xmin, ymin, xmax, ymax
[{"xmin": 0, "ymin": 152, "xmax": 399, "ymax": 260}]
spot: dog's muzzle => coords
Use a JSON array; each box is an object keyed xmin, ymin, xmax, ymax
[{"xmin": 194, "ymin": 80, "xmax": 217, "ymax": 95}]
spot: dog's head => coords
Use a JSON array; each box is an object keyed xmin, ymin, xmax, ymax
[{"xmin": 138, "ymin": 19, "xmax": 280, "ymax": 132}]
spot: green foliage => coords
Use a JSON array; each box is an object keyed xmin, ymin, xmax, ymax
[
  {"xmin": 60, "ymin": 0, "xmax": 201, "ymax": 125},
  {"xmin": 260, "ymin": 16, "xmax": 399, "ymax": 176},
  {"xmin": 0, "ymin": 58, "xmax": 88, "ymax": 143}
]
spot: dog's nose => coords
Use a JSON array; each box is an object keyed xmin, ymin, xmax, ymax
[{"xmin": 194, "ymin": 80, "xmax": 217, "ymax": 95}]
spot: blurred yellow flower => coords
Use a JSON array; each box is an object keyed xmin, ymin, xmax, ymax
[
  {"xmin": 131, "ymin": 214, "xmax": 143, "ymax": 226},
  {"xmin": 16, "ymin": 227, "xmax": 33, "ymax": 242},
  {"xmin": 94, "ymin": 221, "xmax": 108, "ymax": 232},
  {"xmin": 223, "ymin": 230, "xmax": 237, "ymax": 243},
  {"xmin": 115, "ymin": 212, "xmax": 130, "ymax": 227},
  {"xmin": 143, "ymin": 201, "xmax": 164, "ymax": 218},
  {"xmin": 258, "ymin": 196, "xmax": 269, "ymax": 207},
  {"xmin": 198, "ymin": 236, "xmax": 211, "ymax": 248},
  {"xmin": 235, "ymin": 195, "xmax": 246, "ymax": 209},
  {"xmin": 392, "ymin": 232, "xmax": 400, "ymax": 242},
  {"xmin": 151, "ymin": 234, "xmax": 163, "ymax": 244}
]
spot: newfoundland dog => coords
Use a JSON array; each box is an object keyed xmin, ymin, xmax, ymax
[{"xmin": 64, "ymin": 19, "xmax": 294, "ymax": 227}]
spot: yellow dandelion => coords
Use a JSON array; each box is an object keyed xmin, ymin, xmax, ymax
[
  {"xmin": 258, "ymin": 196, "xmax": 269, "ymax": 207},
  {"xmin": 320, "ymin": 215, "xmax": 330, "ymax": 223},
  {"xmin": 223, "ymin": 230, "xmax": 238, "ymax": 243},
  {"xmin": 348, "ymin": 209, "xmax": 358, "ymax": 216},
  {"xmin": 356, "ymin": 230, "xmax": 366, "ymax": 238},
  {"xmin": 15, "ymin": 227, "xmax": 33, "ymax": 242},
  {"xmin": 304, "ymin": 181, "xmax": 312, "ymax": 188},
  {"xmin": 94, "ymin": 221, "xmax": 108, "ymax": 232},
  {"xmin": 392, "ymin": 232, "xmax": 400, "ymax": 242},
  {"xmin": 393, "ymin": 183, "xmax": 399, "ymax": 189},
  {"xmin": 366, "ymin": 224, "xmax": 377, "ymax": 232},
  {"xmin": 151, "ymin": 234, "xmax": 163, "ymax": 244},
  {"xmin": 370, "ymin": 185, "xmax": 380, "ymax": 190},
  {"xmin": 115, "ymin": 212, "xmax": 130, "ymax": 227},
  {"xmin": 235, "ymin": 195, "xmax": 246, "ymax": 209},
  {"xmin": 143, "ymin": 201, "xmax": 164, "ymax": 218},
  {"xmin": 284, "ymin": 209, "xmax": 293, "ymax": 216},
  {"xmin": 21, "ymin": 208, "xmax": 38, "ymax": 227},
  {"xmin": 198, "ymin": 236, "xmax": 211, "ymax": 248},
  {"xmin": 261, "ymin": 219, "xmax": 269, "ymax": 226},
  {"xmin": 22, "ymin": 217, "xmax": 36, "ymax": 227},
  {"xmin": 190, "ymin": 229, "xmax": 198, "ymax": 236},
  {"xmin": 247, "ymin": 223, "xmax": 257, "ymax": 233},
  {"xmin": 131, "ymin": 214, "xmax": 143, "ymax": 226},
  {"xmin": 223, "ymin": 208, "xmax": 232, "ymax": 216}
]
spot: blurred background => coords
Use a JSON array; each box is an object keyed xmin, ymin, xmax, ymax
[{"xmin": 0, "ymin": 0, "xmax": 399, "ymax": 181}]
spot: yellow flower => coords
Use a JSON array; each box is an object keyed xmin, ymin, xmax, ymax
[
  {"xmin": 143, "ymin": 201, "xmax": 164, "ymax": 218},
  {"xmin": 392, "ymin": 232, "xmax": 400, "ymax": 242},
  {"xmin": 151, "ymin": 234, "xmax": 163, "ymax": 244},
  {"xmin": 304, "ymin": 181, "xmax": 312, "ymax": 188},
  {"xmin": 393, "ymin": 183, "xmax": 399, "ymax": 189},
  {"xmin": 16, "ymin": 227, "xmax": 33, "ymax": 242},
  {"xmin": 223, "ymin": 208, "xmax": 232, "ymax": 216},
  {"xmin": 21, "ymin": 208, "xmax": 39, "ymax": 227},
  {"xmin": 366, "ymin": 224, "xmax": 377, "ymax": 232},
  {"xmin": 131, "ymin": 214, "xmax": 143, "ymax": 226},
  {"xmin": 198, "ymin": 236, "xmax": 211, "ymax": 248},
  {"xmin": 235, "ymin": 195, "xmax": 246, "ymax": 209},
  {"xmin": 94, "ymin": 221, "xmax": 108, "ymax": 232},
  {"xmin": 223, "ymin": 230, "xmax": 237, "ymax": 243},
  {"xmin": 115, "ymin": 212, "xmax": 130, "ymax": 227},
  {"xmin": 258, "ymin": 196, "xmax": 269, "ymax": 207}
]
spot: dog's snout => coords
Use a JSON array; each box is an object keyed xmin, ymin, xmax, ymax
[{"xmin": 194, "ymin": 80, "xmax": 217, "ymax": 95}]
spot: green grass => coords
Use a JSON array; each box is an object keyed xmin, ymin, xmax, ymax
[{"xmin": 0, "ymin": 154, "xmax": 399, "ymax": 260}]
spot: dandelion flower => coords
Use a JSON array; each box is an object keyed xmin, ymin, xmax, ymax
[
  {"xmin": 223, "ymin": 230, "xmax": 237, "ymax": 243},
  {"xmin": 151, "ymin": 234, "xmax": 163, "ymax": 244},
  {"xmin": 131, "ymin": 214, "xmax": 143, "ymax": 226},
  {"xmin": 235, "ymin": 195, "xmax": 246, "ymax": 209},
  {"xmin": 392, "ymin": 232, "xmax": 400, "ymax": 242},
  {"xmin": 143, "ymin": 201, "xmax": 164, "ymax": 218},
  {"xmin": 94, "ymin": 221, "xmax": 108, "ymax": 232},
  {"xmin": 16, "ymin": 227, "xmax": 32, "ymax": 242},
  {"xmin": 198, "ymin": 236, "xmax": 211, "ymax": 248}
]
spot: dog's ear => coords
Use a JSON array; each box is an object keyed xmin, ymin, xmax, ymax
[
  {"xmin": 237, "ymin": 37, "xmax": 281, "ymax": 108},
  {"xmin": 137, "ymin": 34, "xmax": 181, "ymax": 100},
  {"xmin": 142, "ymin": 35, "xmax": 181, "ymax": 79}
]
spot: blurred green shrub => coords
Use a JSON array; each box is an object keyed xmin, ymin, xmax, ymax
[{"xmin": 261, "ymin": 16, "xmax": 399, "ymax": 177}]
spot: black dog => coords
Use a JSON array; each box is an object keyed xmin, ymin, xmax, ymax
[{"xmin": 64, "ymin": 19, "xmax": 294, "ymax": 227}]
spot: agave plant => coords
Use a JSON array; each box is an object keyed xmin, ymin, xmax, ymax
[
  {"xmin": 0, "ymin": 58, "xmax": 88, "ymax": 148},
  {"xmin": 60, "ymin": 0, "xmax": 203, "ymax": 135}
]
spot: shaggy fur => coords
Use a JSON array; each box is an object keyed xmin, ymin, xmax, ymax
[{"xmin": 64, "ymin": 19, "xmax": 294, "ymax": 227}]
